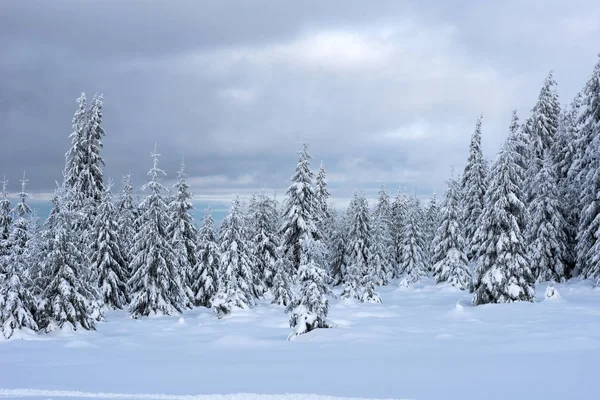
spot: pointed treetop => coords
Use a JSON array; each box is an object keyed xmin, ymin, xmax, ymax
[
  {"xmin": 203, "ymin": 206, "xmax": 213, "ymax": 220},
  {"xmin": 77, "ymin": 92, "xmax": 86, "ymax": 105},
  {"xmin": 105, "ymin": 177, "xmax": 114, "ymax": 193},
  {"xmin": 1, "ymin": 176, "xmax": 8, "ymax": 198},
  {"xmin": 147, "ymin": 142, "xmax": 165, "ymax": 182},
  {"xmin": 18, "ymin": 171, "xmax": 28, "ymax": 203},
  {"xmin": 509, "ymin": 110, "xmax": 519, "ymax": 134}
]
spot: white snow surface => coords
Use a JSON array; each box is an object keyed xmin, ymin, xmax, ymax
[
  {"xmin": 0, "ymin": 389, "xmax": 398, "ymax": 400},
  {"xmin": 1, "ymin": 279, "xmax": 599, "ymax": 400}
]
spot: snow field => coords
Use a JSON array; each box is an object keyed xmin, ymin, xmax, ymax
[{"xmin": 1, "ymin": 279, "xmax": 599, "ymax": 400}]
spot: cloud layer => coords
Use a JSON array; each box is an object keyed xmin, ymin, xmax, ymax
[{"xmin": 1, "ymin": 0, "xmax": 598, "ymax": 211}]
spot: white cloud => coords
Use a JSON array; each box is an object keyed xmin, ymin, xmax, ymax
[{"xmin": 218, "ymin": 87, "xmax": 258, "ymax": 104}]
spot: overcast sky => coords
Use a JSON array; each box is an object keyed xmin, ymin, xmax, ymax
[{"xmin": 1, "ymin": 0, "xmax": 599, "ymax": 213}]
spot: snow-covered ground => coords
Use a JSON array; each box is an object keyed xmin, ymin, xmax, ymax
[{"xmin": 1, "ymin": 279, "xmax": 599, "ymax": 400}]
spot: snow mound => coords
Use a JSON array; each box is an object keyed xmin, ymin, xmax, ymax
[
  {"xmin": 455, "ymin": 301, "xmax": 465, "ymax": 313},
  {"xmin": 545, "ymin": 285, "xmax": 561, "ymax": 300},
  {"xmin": 0, "ymin": 389, "xmax": 401, "ymax": 400},
  {"xmin": 445, "ymin": 301, "xmax": 470, "ymax": 318}
]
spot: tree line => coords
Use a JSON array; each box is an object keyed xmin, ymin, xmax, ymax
[{"xmin": 1, "ymin": 55, "xmax": 599, "ymax": 340}]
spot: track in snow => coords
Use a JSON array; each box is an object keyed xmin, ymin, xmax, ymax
[{"xmin": 0, "ymin": 389, "xmax": 403, "ymax": 400}]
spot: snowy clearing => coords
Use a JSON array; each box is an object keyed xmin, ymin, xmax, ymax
[{"xmin": 1, "ymin": 279, "xmax": 599, "ymax": 400}]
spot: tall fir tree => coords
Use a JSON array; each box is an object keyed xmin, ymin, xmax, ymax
[
  {"xmin": 391, "ymin": 190, "xmax": 410, "ymax": 277},
  {"xmin": 167, "ymin": 160, "xmax": 198, "ymax": 305},
  {"xmin": 341, "ymin": 192, "xmax": 381, "ymax": 302},
  {"xmin": 287, "ymin": 235, "xmax": 331, "ymax": 338},
  {"xmin": 114, "ymin": 173, "xmax": 139, "ymax": 275},
  {"xmin": 128, "ymin": 146, "xmax": 186, "ymax": 318},
  {"xmin": 315, "ymin": 162, "xmax": 334, "ymax": 248},
  {"xmin": 280, "ymin": 143, "xmax": 320, "ymax": 273},
  {"xmin": 10, "ymin": 172, "xmax": 32, "ymax": 255},
  {"xmin": 192, "ymin": 208, "xmax": 221, "ymax": 308},
  {"xmin": 213, "ymin": 196, "xmax": 258, "ymax": 317},
  {"xmin": 424, "ymin": 192, "xmax": 440, "ymax": 265},
  {"xmin": 526, "ymin": 157, "xmax": 567, "ymax": 282},
  {"xmin": 369, "ymin": 210, "xmax": 390, "ymax": 287},
  {"xmin": 399, "ymin": 196, "xmax": 428, "ymax": 287},
  {"xmin": 91, "ymin": 187, "xmax": 129, "ymax": 309},
  {"xmin": 461, "ymin": 116, "xmax": 487, "ymax": 261},
  {"xmin": 372, "ymin": 185, "xmax": 394, "ymax": 281},
  {"xmin": 431, "ymin": 175, "xmax": 471, "ymax": 290},
  {"xmin": 38, "ymin": 185, "xmax": 103, "ymax": 332},
  {"xmin": 575, "ymin": 56, "xmax": 600, "ymax": 281},
  {"xmin": 0, "ymin": 177, "xmax": 12, "ymax": 259},
  {"xmin": 63, "ymin": 93, "xmax": 107, "ymax": 285},
  {"xmin": 472, "ymin": 122, "xmax": 535, "ymax": 305},
  {"xmin": 79, "ymin": 94, "xmax": 106, "ymax": 205},
  {"xmin": 340, "ymin": 193, "xmax": 362, "ymax": 299},
  {"xmin": 0, "ymin": 239, "xmax": 38, "ymax": 338},
  {"xmin": 523, "ymin": 72, "xmax": 561, "ymax": 206},
  {"xmin": 31, "ymin": 182, "xmax": 63, "ymax": 294},
  {"xmin": 0, "ymin": 174, "xmax": 37, "ymax": 338},
  {"xmin": 249, "ymin": 191, "xmax": 280, "ymax": 291},
  {"xmin": 554, "ymin": 94, "xmax": 584, "ymax": 275},
  {"xmin": 329, "ymin": 211, "xmax": 349, "ymax": 286},
  {"xmin": 64, "ymin": 93, "xmax": 88, "ymax": 196},
  {"xmin": 270, "ymin": 246, "xmax": 294, "ymax": 306}
]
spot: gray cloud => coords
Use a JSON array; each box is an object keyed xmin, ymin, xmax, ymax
[{"xmin": 1, "ymin": 0, "xmax": 599, "ymax": 212}]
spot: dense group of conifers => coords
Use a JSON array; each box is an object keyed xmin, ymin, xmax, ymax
[{"xmin": 1, "ymin": 56, "xmax": 599, "ymax": 340}]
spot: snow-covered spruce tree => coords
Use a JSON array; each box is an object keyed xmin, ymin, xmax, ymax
[
  {"xmin": 213, "ymin": 196, "xmax": 258, "ymax": 318},
  {"xmin": 10, "ymin": 172, "xmax": 32, "ymax": 255},
  {"xmin": 287, "ymin": 235, "xmax": 332, "ymax": 339},
  {"xmin": 526, "ymin": 156, "xmax": 567, "ymax": 283},
  {"xmin": 424, "ymin": 192, "xmax": 440, "ymax": 265},
  {"xmin": 0, "ymin": 177, "xmax": 12, "ymax": 259},
  {"xmin": 64, "ymin": 93, "xmax": 88, "ymax": 194},
  {"xmin": 249, "ymin": 191, "xmax": 280, "ymax": 291},
  {"xmin": 576, "ymin": 57, "xmax": 600, "ymax": 281},
  {"xmin": 315, "ymin": 162, "xmax": 334, "ymax": 246},
  {"xmin": 38, "ymin": 186, "xmax": 103, "ymax": 332},
  {"xmin": 398, "ymin": 196, "xmax": 428, "ymax": 287},
  {"xmin": 0, "ymin": 239, "xmax": 38, "ymax": 338},
  {"xmin": 24, "ymin": 208, "xmax": 43, "ymax": 291},
  {"xmin": 80, "ymin": 94, "xmax": 106, "ymax": 205},
  {"xmin": 63, "ymin": 93, "xmax": 106, "ymax": 283},
  {"xmin": 167, "ymin": 160, "xmax": 198, "ymax": 305},
  {"xmin": 472, "ymin": 124, "xmax": 535, "ymax": 305},
  {"xmin": 369, "ymin": 210, "xmax": 390, "ymax": 287},
  {"xmin": 280, "ymin": 143, "xmax": 320, "ymax": 273},
  {"xmin": 128, "ymin": 146, "xmax": 186, "ymax": 318},
  {"xmin": 91, "ymin": 187, "xmax": 129, "ymax": 309},
  {"xmin": 471, "ymin": 111, "xmax": 526, "ymax": 261},
  {"xmin": 461, "ymin": 116, "xmax": 488, "ymax": 260},
  {"xmin": 390, "ymin": 190, "xmax": 410, "ymax": 277},
  {"xmin": 341, "ymin": 192, "xmax": 381, "ymax": 302},
  {"xmin": 30, "ymin": 183, "xmax": 63, "ymax": 294},
  {"xmin": 271, "ymin": 245, "xmax": 294, "ymax": 306},
  {"xmin": 114, "ymin": 173, "xmax": 139, "ymax": 273},
  {"xmin": 192, "ymin": 207, "xmax": 220, "ymax": 308},
  {"xmin": 329, "ymin": 211, "xmax": 349, "ymax": 286},
  {"xmin": 523, "ymin": 71, "xmax": 561, "ymax": 206},
  {"xmin": 340, "ymin": 193, "xmax": 362, "ymax": 299},
  {"xmin": 554, "ymin": 94, "xmax": 584, "ymax": 275},
  {"xmin": 507, "ymin": 111, "xmax": 529, "ymax": 178},
  {"xmin": 431, "ymin": 176, "xmax": 471, "ymax": 290},
  {"xmin": 372, "ymin": 185, "xmax": 394, "ymax": 282}
]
